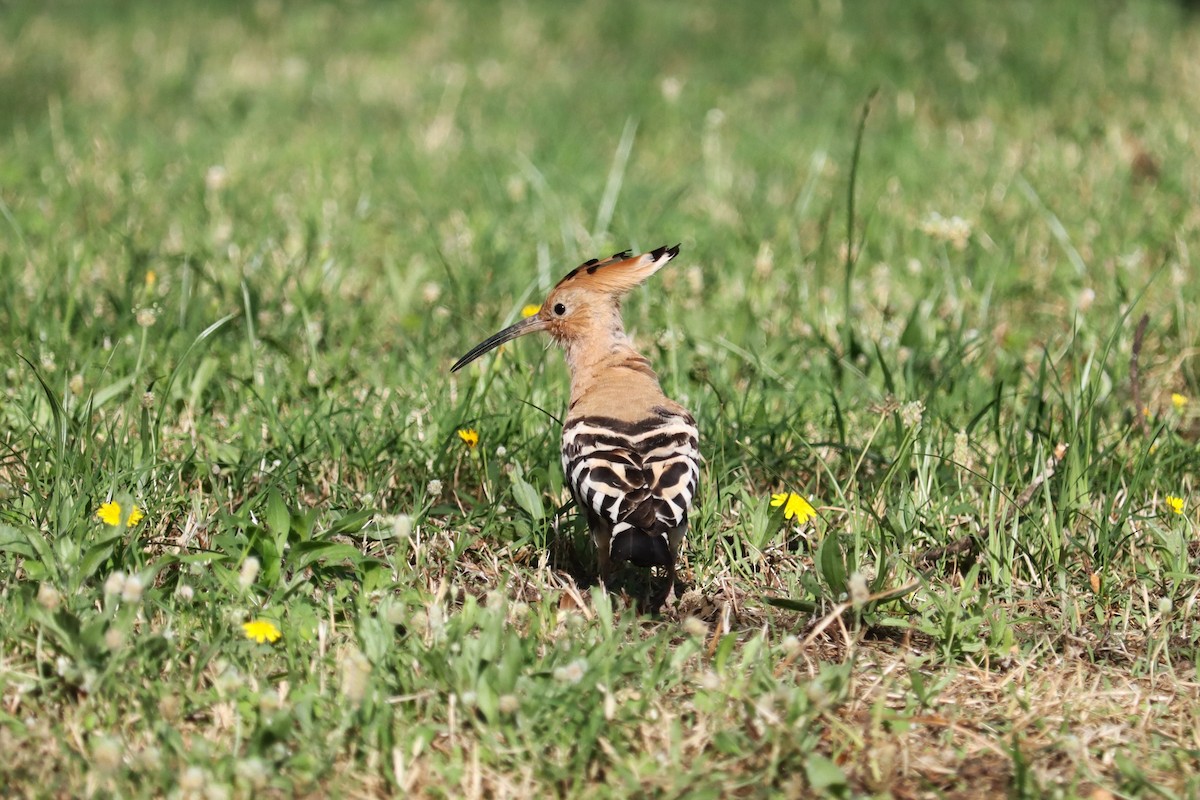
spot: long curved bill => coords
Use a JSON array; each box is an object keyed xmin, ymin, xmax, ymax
[{"xmin": 451, "ymin": 315, "xmax": 547, "ymax": 372}]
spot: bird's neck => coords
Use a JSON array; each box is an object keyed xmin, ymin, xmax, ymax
[{"xmin": 562, "ymin": 319, "xmax": 662, "ymax": 411}]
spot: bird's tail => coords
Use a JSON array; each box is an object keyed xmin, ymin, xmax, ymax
[{"xmin": 609, "ymin": 523, "xmax": 672, "ymax": 567}]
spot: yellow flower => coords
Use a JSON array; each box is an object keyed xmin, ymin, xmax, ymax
[
  {"xmin": 97, "ymin": 501, "xmax": 144, "ymax": 527},
  {"xmin": 1172, "ymin": 393, "xmax": 1188, "ymax": 411},
  {"xmin": 1165, "ymin": 495, "xmax": 1185, "ymax": 515},
  {"xmin": 457, "ymin": 428, "xmax": 479, "ymax": 449},
  {"xmin": 770, "ymin": 492, "xmax": 817, "ymax": 523},
  {"xmin": 145, "ymin": 270, "xmax": 157, "ymax": 288},
  {"xmin": 242, "ymin": 620, "xmax": 281, "ymax": 644},
  {"xmin": 521, "ymin": 304, "xmax": 541, "ymax": 318}
]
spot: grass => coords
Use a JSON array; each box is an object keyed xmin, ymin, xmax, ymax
[{"xmin": 2, "ymin": 0, "xmax": 1200, "ymax": 796}]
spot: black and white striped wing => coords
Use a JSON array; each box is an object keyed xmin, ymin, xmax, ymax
[{"xmin": 561, "ymin": 409, "xmax": 699, "ymax": 536}]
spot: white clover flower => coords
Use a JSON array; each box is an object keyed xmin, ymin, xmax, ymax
[
  {"xmin": 121, "ymin": 575, "xmax": 145, "ymax": 604},
  {"xmin": 920, "ymin": 212, "xmax": 972, "ymax": 251},
  {"xmin": 391, "ymin": 514, "xmax": 414, "ymax": 540},
  {"xmin": 953, "ymin": 429, "xmax": 971, "ymax": 467},
  {"xmin": 37, "ymin": 583, "xmax": 61, "ymax": 611},
  {"xmin": 234, "ymin": 757, "xmax": 269, "ymax": 789},
  {"xmin": 339, "ymin": 647, "xmax": 372, "ymax": 705},
  {"xmin": 660, "ymin": 76, "xmax": 683, "ymax": 103},
  {"xmin": 383, "ymin": 603, "xmax": 406, "ymax": 626},
  {"xmin": 848, "ymin": 572, "xmax": 869, "ymax": 606},
  {"xmin": 204, "ymin": 165, "xmax": 229, "ymax": 192},
  {"xmin": 899, "ymin": 401, "xmax": 924, "ymax": 428},
  {"xmin": 104, "ymin": 571, "xmax": 127, "ymax": 597},
  {"xmin": 426, "ymin": 479, "xmax": 443, "ymax": 497},
  {"xmin": 553, "ymin": 658, "xmax": 587, "ymax": 685},
  {"xmin": 179, "ymin": 765, "xmax": 207, "ymax": 792},
  {"xmin": 754, "ymin": 241, "xmax": 774, "ymax": 278},
  {"xmin": 90, "ymin": 734, "xmax": 123, "ymax": 773},
  {"xmin": 238, "ymin": 556, "xmax": 260, "ymax": 590}
]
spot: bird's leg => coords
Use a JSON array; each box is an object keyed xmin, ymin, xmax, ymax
[
  {"xmin": 662, "ymin": 562, "xmax": 678, "ymax": 609},
  {"xmin": 589, "ymin": 517, "xmax": 613, "ymax": 590},
  {"xmin": 658, "ymin": 522, "xmax": 686, "ymax": 608}
]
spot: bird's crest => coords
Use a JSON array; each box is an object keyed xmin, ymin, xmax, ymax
[{"xmin": 553, "ymin": 244, "xmax": 680, "ymax": 296}]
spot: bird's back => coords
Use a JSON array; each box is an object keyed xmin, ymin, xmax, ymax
[{"xmin": 561, "ymin": 362, "xmax": 699, "ymax": 566}]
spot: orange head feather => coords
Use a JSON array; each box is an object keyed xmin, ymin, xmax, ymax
[{"xmin": 451, "ymin": 244, "xmax": 680, "ymax": 371}]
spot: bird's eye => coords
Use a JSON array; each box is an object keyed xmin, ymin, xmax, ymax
[{"xmin": 553, "ymin": 303, "xmax": 566, "ymax": 316}]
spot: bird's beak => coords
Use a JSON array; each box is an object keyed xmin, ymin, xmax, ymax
[{"xmin": 451, "ymin": 314, "xmax": 548, "ymax": 372}]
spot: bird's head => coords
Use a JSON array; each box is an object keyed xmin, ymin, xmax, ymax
[{"xmin": 450, "ymin": 244, "xmax": 680, "ymax": 372}]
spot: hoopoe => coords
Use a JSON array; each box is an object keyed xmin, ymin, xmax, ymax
[{"xmin": 451, "ymin": 245, "xmax": 699, "ymax": 601}]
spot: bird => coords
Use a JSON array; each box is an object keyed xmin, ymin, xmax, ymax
[{"xmin": 451, "ymin": 245, "xmax": 699, "ymax": 604}]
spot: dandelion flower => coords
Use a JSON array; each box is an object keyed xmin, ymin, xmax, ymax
[
  {"xmin": 242, "ymin": 619, "xmax": 282, "ymax": 644},
  {"xmin": 457, "ymin": 429, "xmax": 479, "ymax": 449},
  {"xmin": 97, "ymin": 502, "xmax": 144, "ymax": 527},
  {"xmin": 770, "ymin": 492, "xmax": 817, "ymax": 523},
  {"xmin": 1165, "ymin": 495, "xmax": 1185, "ymax": 515},
  {"xmin": 521, "ymin": 304, "xmax": 541, "ymax": 318},
  {"xmin": 1172, "ymin": 393, "xmax": 1188, "ymax": 411}
]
